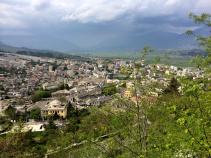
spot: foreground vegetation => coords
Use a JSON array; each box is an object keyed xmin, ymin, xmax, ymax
[{"xmin": 1, "ymin": 82, "xmax": 210, "ymax": 157}]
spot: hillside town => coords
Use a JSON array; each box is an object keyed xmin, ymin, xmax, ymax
[
  {"xmin": 0, "ymin": 48, "xmax": 210, "ymax": 157},
  {"xmin": 0, "ymin": 52, "xmax": 208, "ymax": 121},
  {"xmin": 1, "ymin": 0, "xmax": 211, "ymax": 155}
]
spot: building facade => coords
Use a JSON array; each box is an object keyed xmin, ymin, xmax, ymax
[{"xmin": 41, "ymin": 100, "xmax": 68, "ymax": 119}]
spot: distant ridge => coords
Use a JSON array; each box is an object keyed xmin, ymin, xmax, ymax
[
  {"xmin": 0, "ymin": 41, "xmax": 6, "ymax": 46},
  {"xmin": 0, "ymin": 41, "xmax": 89, "ymax": 60},
  {"xmin": 88, "ymin": 31, "xmax": 197, "ymax": 52},
  {"xmin": 0, "ymin": 40, "xmax": 76, "ymax": 54},
  {"xmin": 0, "ymin": 41, "xmax": 31, "ymax": 53},
  {"xmin": 0, "ymin": 35, "xmax": 81, "ymax": 52},
  {"xmin": 0, "ymin": 27, "xmax": 209, "ymax": 52},
  {"xmin": 87, "ymin": 27, "xmax": 210, "ymax": 52}
]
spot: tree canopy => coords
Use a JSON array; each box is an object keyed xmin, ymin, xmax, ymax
[{"xmin": 102, "ymin": 83, "xmax": 118, "ymax": 95}]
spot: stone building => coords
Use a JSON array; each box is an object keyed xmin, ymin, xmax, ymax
[
  {"xmin": 41, "ymin": 100, "xmax": 68, "ymax": 119},
  {"xmin": 51, "ymin": 89, "xmax": 72, "ymax": 98}
]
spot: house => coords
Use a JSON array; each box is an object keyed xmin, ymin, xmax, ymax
[
  {"xmin": 131, "ymin": 96, "xmax": 158, "ymax": 106},
  {"xmin": 42, "ymin": 82, "xmax": 58, "ymax": 90},
  {"xmin": 124, "ymin": 89, "xmax": 132, "ymax": 97},
  {"xmin": 52, "ymin": 89, "xmax": 72, "ymax": 98},
  {"xmin": 83, "ymin": 96, "xmax": 112, "ymax": 107},
  {"xmin": 41, "ymin": 100, "xmax": 68, "ymax": 119}
]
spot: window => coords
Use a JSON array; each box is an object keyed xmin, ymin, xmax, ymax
[{"xmin": 61, "ymin": 111, "xmax": 63, "ymax": 113}]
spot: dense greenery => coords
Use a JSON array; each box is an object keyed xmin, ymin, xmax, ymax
[
  {"xmin": 31, "ymin": 90, "xmax": 52, "ymax": 103},
  {"xmin": 31, "ymin": 84, "xmax": 69, "ymax": 103},
  {"xmin": 163, "ymin": 76, "xmax": 180, "ymax": 95},
  {"xmin": 167, "ymin": 49, "xmax": 209, "ymax": 57},
  {"xmin": 102, "ymin": 83, "xmax": 119, "ymax": 95},
  {"xmin": 29, "ymin": 108, "xmax": 41, "ymax": 121},
  {"xmin": 16, "ymin": 50, "xmax": 89, "ymax": 61},
  {"xmin": 3, "ymin": 105, "xmax": 17, "ymax": 120},
  {"xmin": 56, "ymin": 83, "xmax": 69, "ymax": 90},
  {"xmin": 186, "ymin": 12, "xmax": 211, "ymax": 73}
]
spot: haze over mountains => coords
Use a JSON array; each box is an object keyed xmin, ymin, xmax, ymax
[{"xmin": 0, "ymin": 27, "xmax": 209, "ymax": 53}]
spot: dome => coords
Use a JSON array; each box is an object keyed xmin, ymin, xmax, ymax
[{"xmin": 49, "ymin": 100, "xmax": 61, "ymax": 108}]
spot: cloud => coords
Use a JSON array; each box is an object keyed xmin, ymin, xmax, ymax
[
  {"xmin": 0, "ymin": 2, "xmax": 28, "ymax": 28},
  {"xmin": 165, "ymin": 0, "xmax": 178, "ymax": 6},
  {"xmin": 59, "ymin": 0, "xmax": 202, "ymax": 24},
  {"xmin": 1, "ymin": 0, "xmax": 210, "ymax": 27},
  {"xmin": 61, "ymin": 0, "xmax": 132, "ymax": 23},
  {"xmin": 60, "ymin": 0, "xmax": 146, "ymax": 23},
  {"xmin": 194, "ymin": 0, "xmax": 211, "ymax": 14},
  {"xmin": 33, "ymin": 1, "xmax": 51, "ymax": 11},
  {"xmin": 0, "ymin": 0, "xmax": 211, "ymax": 47}
]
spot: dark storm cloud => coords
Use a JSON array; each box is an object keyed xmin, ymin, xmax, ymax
[
  {"xmin": 0, "ymin": 0, "xmax": 211, "ymax": 47},
  {"xmin": 133, "ymin": 15, "xmax": 195, "ymax": 27}
]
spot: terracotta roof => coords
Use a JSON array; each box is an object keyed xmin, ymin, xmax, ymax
[
  {"xmin": 125, "ymin": 89, "xmax": 131, "ymax": 94},
  {"xmin": 131, "ymin": 96, "xmax": 157, "ymax": 103},
  {"xmin": 131, "ymin": 97, "xmax": 138, "ymax": 101}
]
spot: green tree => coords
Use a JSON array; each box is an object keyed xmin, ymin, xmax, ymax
[
  {"xmin": 102, "ymin": 83, "xmax": 118, "ymax": 95},
  {"xmin": 53, "ymin": 112, "xmax": 60, "ymax": 120},
  {"xmin": 57, "ymin": 83, "xmax": 64, "ymax": 90},
  {"xmin": 58, "ymin": 96, "xmax": 66, "ymax": 103},
  {"xmin": 170, "ymin": 12, "xmax": 211, "ymax": 157},
  {"xmin": 4, "ymin": 105, "xmax": 16, "ymax": 120},
  {"xmin": 0, "ymin": 133, "xmax": 28, "ymax": 157},
  {"xmin": 0, "ymin": 119, "xmax": 39, "ymax": 157},
  {"xmin": 57, "ymin": 83, "xmax": 69, "ymax": 90},
  {"xmin": 186, "ymin": 13, "xmax": 211, "ymax": 74},
  {"xmin": 31, "ymin": 93, "xmax": 41, "ymax": 103},
  {"xmin": 30, "ymin": 108, "xmax": 41, "ymax": 121},
  {"xmin": 31, "ymin": 90, "xmax": 52, "ymax": 103},
  {"xmin": 0, "ymin": 85, "xmax": 4, "ymax": 91},
  {"xmin": 78, "ymin": 47, "xmax": 173, "ymax": 157},
  {"xmin": 172, "ymin": 86, "xmax": 211, "ymax": 157},
  {"xmin": 40, "ymin": 118, "xmax": 59, "ymax": 147},
  {"xmin": 163, "ymin": 76, "xmax": 180, "ymax": 95}
]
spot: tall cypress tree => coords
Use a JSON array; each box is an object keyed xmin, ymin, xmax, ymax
[{"xmin": 163, "ymin": 77, "xmax": 180, "ymax": 95}]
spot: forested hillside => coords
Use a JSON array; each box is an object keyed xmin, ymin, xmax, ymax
[{"xmin": 16, "ymin": 50, "xmax": 87, "ymax": 60}]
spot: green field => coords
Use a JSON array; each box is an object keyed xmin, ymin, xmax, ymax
[{"xmin": 83, "ymin": 50, "xmax": 196, "ymax": 68}]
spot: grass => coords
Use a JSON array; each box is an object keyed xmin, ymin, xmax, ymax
[
  {"xmin": 158, "ymin": 56, "xmax": 195, "ymax": 68},
  {"xmin": 88, "ymin": 51, "xmax": 195, "ymax": 68}
]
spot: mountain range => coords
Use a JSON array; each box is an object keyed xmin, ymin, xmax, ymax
[{"xmin": 0, "ymin": 27, "xmax": 209, "ymax": 53}]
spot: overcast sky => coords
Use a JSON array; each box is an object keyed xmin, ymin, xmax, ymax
[{"xmin": 0, "ymin": 0, "xmax": 211, "ymax": 47}]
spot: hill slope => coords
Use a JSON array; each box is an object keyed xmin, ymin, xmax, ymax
[
  {"xmin": 0, "ymin": 27, "xmax": 209, "ymax": 52},
  {"xmin": 0, "ymin": 35, "xmax": 81, "ymax": 52}
]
